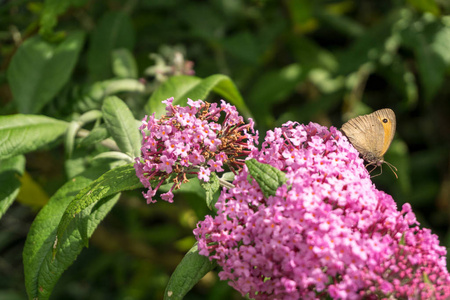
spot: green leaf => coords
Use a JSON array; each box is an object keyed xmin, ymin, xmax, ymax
[
  {"xmin": 112, "ymin": 48, "xmax": 138, "ymax": 78},
  {"xmin": 23, "ymin": 167, "xmax": 120, "ymax": 300},
  {"xmin": 164, "ymin": 243, "xmax": 217, "ymax": 300},
  {"xmin": 200, "ymin": 172, "xmax": 220, "ymax": 211},
  {"xmin": 67, "ymin": 110, "xmax": 104, "ymax": 157},
  {"xmin": 7, "ymin": 31, "xmax": 85, "ymax": 113},
  {"xmin": 401, "ymin": 18, "xmax": 450, "ymax": 102},
  {"xmin": 78, "ymin": 125, "xmax": 110, "ymax": 148},
  {"xmin": 102, "ymin": 96, "xmax": 141, "ymax": 158},
  {"xmin": 54, "ymin": 163, "xmax": 143, "ymax": 254},
  {"xmin": 245, "ymin": 159, "xmax": 287, "ymax": 199},
  {"xmin": 39, "ymin": 0, "xmax": 88, "ymax": 37},
  {"xmin": 66, "ymin": 109, "xmax": 104, "ymax": 158},
  {"xmin": 0, "ymin": 155, "xmax": 25, "ymax": 219},
  {"xmin": 74, "ymin": 79, "xmax": 145, "ymax": 112},
  {"xmin": 65, "ymin": 121, "xmax": 81, "ymax": 158},
  {"xmin": 146, "ymin": 74, "xmax": 251, "ymax": 119},
  {"xmin": 146, "ymin": 76, "xmax": 201, "ymax": 117},
  {"xmin": 87, "ymin": 12, "xmax": 135, "ymax": 81},
  {"xmin": 0, "ymin": 115, "xmax": 69, "ymax": 160},
  {"xmin": 64, "ymin": 147, "xmax": 90, "ymax": 179},
  {"xmin": 208, "ymin": 74, "xmax": 251, "ymax": 118}
]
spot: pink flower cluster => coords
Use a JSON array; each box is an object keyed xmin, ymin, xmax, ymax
[
  {"xmin": 134, "ymin": 97, "xmax": 257, "ymax": 203},
  {"xmin": 194, "ymin": 122, "xmax": 450, "ymax": 299}
]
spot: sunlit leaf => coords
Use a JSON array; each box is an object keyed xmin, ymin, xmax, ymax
[
  {"xmin": 23, "ymin": 167, "xmax": 120, "ymax": 300},
  {"xmin": 102, "ymin": 96, "xmax": 141, "ymax": 158},
  {"xmin": 146, "ymin": 74, "xmax": 251, "ymax": 119},
  {"xmin": 0, "ymin": 115, "xmax": 68, "ymax": 160},
  {"xmin": 7, "ymin": 31, "xmax": 85, "ymax": 113},
  {"xmin": 54, "ymin": 164, "xmax": 142, "ymax": 254},
  {"xmin": 164, "ymin": 243, "xmax": 216, "ymax": 300}
]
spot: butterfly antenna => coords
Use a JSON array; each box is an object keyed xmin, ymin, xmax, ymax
[{"xmin": 384, "ymin": 161, "xmax": 398, "ymax": 179}]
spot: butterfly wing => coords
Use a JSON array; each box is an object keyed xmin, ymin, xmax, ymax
[
  {"xmin": 372, "ymin": 108, "xmax": 396, "ymax": 156},
  {"xmin": 341, "ymin": 112, "xmax": 384, "ymax": 159}
]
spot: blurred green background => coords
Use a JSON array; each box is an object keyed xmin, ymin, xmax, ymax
[{"xmin": 1, "ymin": 0, "xmax": 449, "ymax": 299}]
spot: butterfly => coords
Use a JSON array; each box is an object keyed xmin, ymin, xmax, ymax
[{"xmin": 341, "ymin": 108, "xmax": 398, "ymax": 178}]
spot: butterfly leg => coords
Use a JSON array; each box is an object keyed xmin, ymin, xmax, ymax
[{"xmin": 366, "ymin": 163, "xmax": 382, "ymax": 178}]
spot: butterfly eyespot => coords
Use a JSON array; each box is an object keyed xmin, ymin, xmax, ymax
[{"xmin": 382, "ymin": 118, "xmax": 388, "ymax": 123}]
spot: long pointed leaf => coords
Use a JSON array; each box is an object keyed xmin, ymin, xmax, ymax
[
  {"xmin": 146, "ymin": 76, "xmax": 201, "ymax": 117},
  {"xmin": 0, "ymin": 115, "xmax": 69, "ymax": 160},
  {"xmin": 54, "ymin": 163, "xmax": 142, "ymax": 254},
  {"xmin": 23, "ymin": 167, "xmax": 120, "ymax": 300},
  {"xmin": 146, "ymin": 74, "xmax": 251, "ymax": 119},
  {"xmin": 164, "ymin": 243, "xmax": 216, "ymax": 300},
  {"xmin": 102, "ymin": 96, "xmax": 141, "ymax": 158},
  {"xmin": 7, "ymin": 31, "xmax": 85, "ymax": 113}
]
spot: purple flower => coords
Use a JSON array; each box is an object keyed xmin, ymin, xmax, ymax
[
  {"xmin": 134, "ymin": 98, "xmax": 258, "ymax": 203},
  {"xmin": 207, "ymin": 159, "xmax": 224, "ymax": 172},
  {"xmin": 198, "ymin": 166, "xmax": 210, "ymax": 182},
  {"xmin": 194, "ymin": 122, "xmax": 450, "ymax": 299},
  {"xmin": 161, "ymin": 190, "xmax": 174, "ymax": 203},
  {"xmin": 158, "ymin": 155, "xmax": 174, "ymax": 173},
  {"xmin": 205, "ymin": 137, "xmax": 222, "ymax": 152}
]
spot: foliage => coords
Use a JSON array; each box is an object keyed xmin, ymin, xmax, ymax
[{"xmin": 0, "ymin": 0, "xmax": 449, "ymax": 299}]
